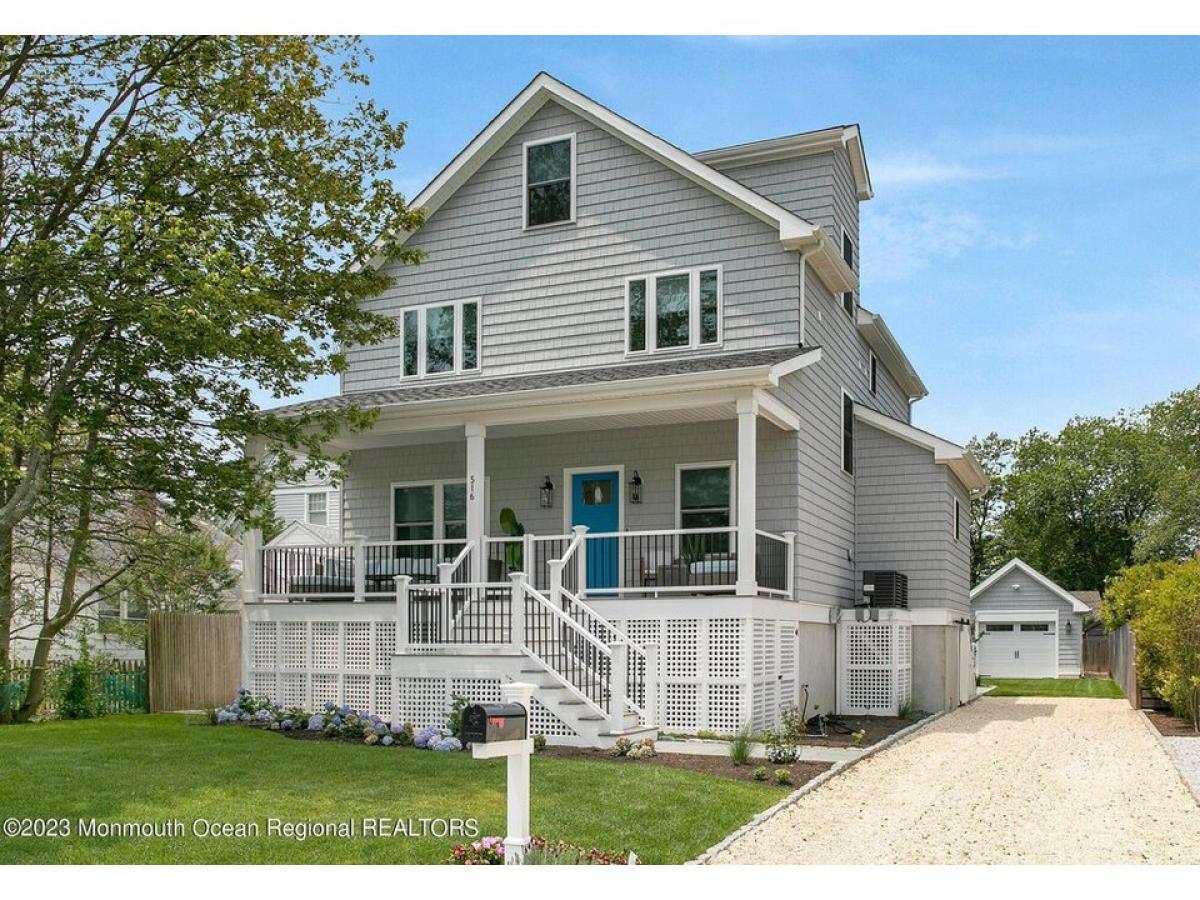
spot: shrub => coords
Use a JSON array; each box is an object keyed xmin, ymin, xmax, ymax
[
  {"xmin": 1116, "ymin": 558, "xmax": 1200, "ymax": 728},
  {"xmin": 763, "ymin": 728, "xmax": 799, "ymax": 764},
  {"xmin": 773, "ymin": 768, "xmax": 793, "ymax": 786},
  {"xmin": 447, "ymin": 836, "xmax": 506, "ymax": 865},
  {"xmin": 729, "ymin": 726, "xmax": 752, "ymax": 766},
  {"xmin": 850, "ymin": 729, "xmax": 867, "ymax": 748},
  {"xmin": 393, "ymin": 722, "xmax": 415, "ymax": 746},
  {"xmin": 780, "ymin": 704, "xmax": 808, "ymax": 742},
  {"xmin": 447, "ymin": 694, "xmax": 468, "ymax": 740},
  {"xmin": 898, "ymin": 701, "xmax": 914, "ymax": 721},
  {"xmin": 52, "ymin": 633, "xmax": 115, "ymax": 720},
  {"xmin": 414, "ymin": 725, "xmax": 442, "ymax": 749},
  {"xmin": 626, "ymin": 737, "xmax": 656, "ymax": 759},
  {"xmin": 609, "ymin": 736, "xmax": 632, "ymax": 757},
  {"xmin": 753, "ymin": 766, "xmax": 768, "ymax": 781},
  {"xmin": 446, "ymin": 836, "xmax": 632, "ymax": 866},
  {"xmin": 432, "ymin": 736, "xmax": 463, "ymax": 752},
  {"xmin": 532, "ymin": 734, "xmax": 547, "ymax": 753}
]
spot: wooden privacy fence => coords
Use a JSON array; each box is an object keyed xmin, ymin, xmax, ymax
[
  {"xmin": 1109, "ymin": 623, "xmax": 1138, "ymax": 709},
  {"xmin": 1083, "ymin": 633, "xmax": 1112, "ymax": 675},
  {"xmin": 147, "ymin": 611, "xmax": 241, "ymax": 712},
  {"xmin": 3, "ymin": 659, "xmax": 147, "ymax": 717}
]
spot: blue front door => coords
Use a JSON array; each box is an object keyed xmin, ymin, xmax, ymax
[{"xmin": 571, "ymin": 471, "xmax": 619, "ymax": 591}]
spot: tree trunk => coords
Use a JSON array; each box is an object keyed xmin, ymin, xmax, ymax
[
  {"xmin": 0, "ymin": 522, "xmax": 14, "ymax": 724},
  {"xmin": 12, "ymin": 625, "xmax": 61, "ymax": 723}
]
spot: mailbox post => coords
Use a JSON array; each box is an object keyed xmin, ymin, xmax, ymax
[{"xmin": 467, "ymin": 682, "xmax": 534, "ymax": 864}]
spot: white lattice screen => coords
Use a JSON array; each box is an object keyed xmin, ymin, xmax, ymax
[
  {"xmin": 246, "ymin": 618, "xmax": 398, "ymax": 719},
  {"xmin": 836, "ymin": 609, "xmax": 912, "ymax": 716}
]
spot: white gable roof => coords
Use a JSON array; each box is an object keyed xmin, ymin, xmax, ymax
[
  {"xmin": 970, "ymin": 558, "xmax": 1092, "ymax": 613},
  {"xmin": 368, "ymin": 72, "xmax": 856, "ymax": 293},
  {"xmin": 266, "ymin": 520, "xmax": 340, "ymax": 548},
  {"xmin": 853, "ymin": 404, "xmax": 989, "ymax": 493}
]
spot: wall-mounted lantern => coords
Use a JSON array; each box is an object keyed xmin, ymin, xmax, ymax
[
  {"xmin": 1065, "ymin": 620, "xmax": 1073, "ymax": 635},
  {"xmin": 539, "ymin": 475, "xmax": 555, "ymax": 509},
  {"xmin": 629, "ymin": 470, "xmax": 644, "ymax": 504}
]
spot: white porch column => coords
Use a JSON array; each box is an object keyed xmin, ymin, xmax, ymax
[
  {"xmin": 465, "ymin": 422, "xmax": 487, "ymax": 582},
  {"xmin": 736, "ymin": 394, "xmax": 758, "ymax": 596},
  {"xmin": 241, "ymin": 527, "xmax": 261, "ymax": 605}
]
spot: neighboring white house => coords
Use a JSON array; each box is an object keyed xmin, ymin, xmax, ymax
[
  {"xmin": 970, "ymin": 558, "xmax": 1090, "ymax": 679},
  {"xmin": 241, "ymin": 72, "xmax": 990, "ymax": 748},
  {"xmin": 271, "ymin": 469, "xmax": 341, "ymax": 539}
]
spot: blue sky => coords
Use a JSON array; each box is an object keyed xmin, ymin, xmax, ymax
[{"xmin": 284, "ymin": 36, "xmax": 1200, "ymax": 444}]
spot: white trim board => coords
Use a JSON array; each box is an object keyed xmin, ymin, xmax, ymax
[
  {"xmin": 561, "ymin": 464, "xmax": 626, "ymax": 534},
  {"xmin": 970, "ymin": 558, "xmax": 1092, "ymax": 613},
  {"xmin": 362, "ymin": 73, "xmax": 856, "ymax": 293}
]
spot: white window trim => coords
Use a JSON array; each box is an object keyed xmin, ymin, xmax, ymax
[
  {"xmin": 522, "ymin": 132, "xmax": 576, "ymax": 231},
  {"xmin": 390, "ymin": 478, "xmax": 490, "ymax": 542},
  {"xmin": 625, "ymin": 264, "xmax": 723, "ymax": 356},
  {"xmin": 674, "ymin": 461, "xmax": 737, "ymax": 530},
  {"xmin": 841, "ymin": 389, "xmax": 855, "ymax": 478},
  {"xmin": 305, "ymin": 491, "xmax": 328, "ymax": 526},
  {"xmin": 400, "ymin": 298, "xmax": 481, "ymax": 380}
]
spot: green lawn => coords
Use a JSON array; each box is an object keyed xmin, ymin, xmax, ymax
[
  {"xmin": 980, "ymin": 677, "xmax": 1124, "ymax": 698},
  {"xmin": 0, "ymin": 715, "xmax": 779, "ymax": 864}
]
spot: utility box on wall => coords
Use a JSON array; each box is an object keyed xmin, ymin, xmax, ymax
[{"xmin": 836, "ymin": 607, "xmax": 912, "ymax": 716}]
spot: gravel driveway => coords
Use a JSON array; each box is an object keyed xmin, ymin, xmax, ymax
[{"xmin": 711, "ymin": 697, "xmax": 1200, "ymax": 864}]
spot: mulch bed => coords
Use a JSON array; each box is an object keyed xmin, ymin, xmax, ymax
[
  {"xmin": 790, "ymin": 714, "xmax": 919, "ymax": 747},
  {"xmin": 540, "ymin": 746, "xmax": 831, "ymax": 787},
  {"xmin": 1145, "ymin": 710, "xmax": 1200, "ymax": 737}
]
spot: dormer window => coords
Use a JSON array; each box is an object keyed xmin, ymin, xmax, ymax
[
  {"xmin": 524, "ymin": 134, "xmax": 575, "ymax": 228},
  {"xmin": 400, "ymin": 299, "xmax": 480, "ymax": 378},
  {"xmin": 626, "ymin": 266, "xmax": 722, "ymax": 354}
]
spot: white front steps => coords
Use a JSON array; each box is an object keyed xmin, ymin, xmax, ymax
[{"xmin": 392, "ymin": 647, "xmax": 657, "ymax": 749}]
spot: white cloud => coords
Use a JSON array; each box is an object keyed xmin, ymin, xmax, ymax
[
  {"xmin": 871, "ymin": 153, "xmax": 1005, "ymax": 190},
  {"xmin": 862, "ymin": 202, "xmax": 1037, "ymax": 283}
]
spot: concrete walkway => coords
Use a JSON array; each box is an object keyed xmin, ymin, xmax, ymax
[{"xmin": 711, "ymin": 697, "xmax": 1200, "ymax": 864}]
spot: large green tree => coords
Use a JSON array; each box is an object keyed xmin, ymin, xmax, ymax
[
  {"xmin": 998, "ymin": 416, "xmax": 1155, "ymax": 592},
  {"xmin": 0, "ymin": 36, "xmax": 422, "ymax": 721},
  {"xmin": 965, "ymin": 432, "xmax": 1013, "ymax": 585},
  {"xmin": 1138, "ymin": 385, "xmax": 1200, "ymax": 561}
]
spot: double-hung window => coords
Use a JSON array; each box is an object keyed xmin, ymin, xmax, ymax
[
  {"xmin": 524, "ymin": 134, "xmax": 575, "ymax": 228},
  {"xmin": 677, "ymin": 463, "xmax": 735, "ymax": 553},
  {"xmin": 627, "ymin": 266, "xmax": 722, "ymax": 353},
  {"xmin": 306, "ymin": 492, "xmax": 328, "ymax": 527},
  {"xmin": 401, "ymin": 299, "xmax": 480, "ymax": 378},
  {"xmin": 392, "ymin": 480, "xmax": 469, "ymax": 543}
]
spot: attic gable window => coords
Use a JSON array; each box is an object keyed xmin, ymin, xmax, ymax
[
  {"xmin": 524, "ymin": 134, "xmax": 575, "ymax": 228},
  {"xmin": 626, "ymin": 266, "xmax": 722, "ymax": 354}
]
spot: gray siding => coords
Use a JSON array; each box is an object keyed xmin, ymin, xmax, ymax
[
  {"xmin": 854, "ymin": 422, "xmax": 971, "ymax": 612},
  {"xmin": 971, "ymin": 567, "xmax": 1084, "ymax": 674},
  {"xmin": 346, "ymin": 100, "xmax": 800, "ymax": 392}
]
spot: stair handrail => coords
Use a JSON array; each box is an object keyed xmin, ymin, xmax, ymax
[
  {"xmin": 556, "ymin": 585, "xmax": 650, "ymax": 724},
  {"xmin": 519, "ymin": 580, "xmax": 612, "ymax": 719}
]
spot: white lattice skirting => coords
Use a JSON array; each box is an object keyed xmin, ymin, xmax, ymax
[{"xmin": 836, "ymin": 607, "xmax": 912, "ymax": 716}]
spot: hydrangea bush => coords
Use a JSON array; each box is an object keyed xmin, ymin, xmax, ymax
[{"xmin": 211, "ymin": 688, "xmax": 453, "ymax": 751}]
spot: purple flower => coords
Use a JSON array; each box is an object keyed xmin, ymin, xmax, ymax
[
  {"xmin": 381, "ymin": 735, "xmax": 394, "ymax": 746},
  {"xmin": 324, "ymin": 702, "xmax": 336, "ymax": 712},
  {"xmin": 374, "ymin": 722, "xmax": 388, "ymax": 734},
  {"xmin": 339, "ymin": 704, "xmax": 352, "ymax": 716},
  {"xmin": 390, "ymin": 722, "xmax": 404, "ymax": 735},
  {"xmin": 254, "ymin": 708, "xmax": 273, "ymax": 722},
  {"xmin": 307, "ymin": 715, "xmax": 324, "ymax": 731},
  {"xmin": 432, "ymin": 736, "xmax": 462, "ymax": 752},
  {"xmin": 238, "ymin": 712, "xmax": 251, "ymax": 722},
  {"xmin": 331, "ymin": 715, "xmax": 342, "ymax": 727},
  {"xmin": 281, "ymin": 719, "xmax": 294, "ymax": 731}
]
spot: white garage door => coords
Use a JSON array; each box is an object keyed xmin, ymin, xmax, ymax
[{"xmin": 977, "ymin": 620, "xmax": 1057, "ymax": 678}]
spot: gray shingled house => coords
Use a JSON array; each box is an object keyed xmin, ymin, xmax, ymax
[{"xmin": 240, "ymin": 73, "xmax": 988, "ymax": 747}]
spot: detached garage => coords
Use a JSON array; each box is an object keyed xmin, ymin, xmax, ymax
[{"xmin": 970, "ymin": 558, "xmax": 1090, "ymax": 678}]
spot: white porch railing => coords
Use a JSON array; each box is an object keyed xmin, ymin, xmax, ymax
[
  {"xmin": 393, "ymin": 571, "xmax": 655, "ymax": 731},
  {"xmin": 258, "ymin": 526, "xmax": 794, "ymax": 603}
]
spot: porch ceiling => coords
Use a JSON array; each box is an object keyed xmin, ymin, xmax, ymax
[{"xmin": 329, "ymin": 401, "xmax": 741, "ymax": 449}]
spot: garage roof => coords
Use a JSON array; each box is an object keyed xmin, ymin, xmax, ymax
[{"xmin": 970, "ymin": 558, "xmax": 1092, "ymax": 613}]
